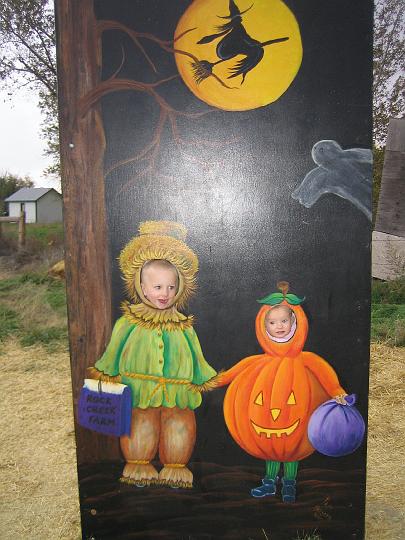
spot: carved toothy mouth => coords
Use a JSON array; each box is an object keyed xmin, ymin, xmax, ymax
[{"xmin": 251, "ymin": 419, "xmax": 300, "ymax": 438}]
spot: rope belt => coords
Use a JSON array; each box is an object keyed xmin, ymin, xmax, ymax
[{"xmin": 123, "ymin": 372, "xmax": 191, "ymax": 402}]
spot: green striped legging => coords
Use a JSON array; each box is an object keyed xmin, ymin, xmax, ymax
[{"xmin": 265, "ymin": 460, "xmax": 298, "ymax": 480}]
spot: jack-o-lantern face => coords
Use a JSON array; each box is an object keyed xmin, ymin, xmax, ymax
[
  {"xmin": 223, "ymin": 354, "xmax": 330, "ymax": 463},
  {"xmin": 251, "ymin": 389, "xmax": 300, "ymax": 439}
]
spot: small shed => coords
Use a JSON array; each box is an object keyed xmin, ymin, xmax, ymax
[{"xmin": 5, "ymin": 187, "xmax": 63, "ymax": 224}]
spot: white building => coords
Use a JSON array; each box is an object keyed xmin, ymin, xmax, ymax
[{"xmin": 5, "ymin": 187, "xmax": 63, "ymax": 224}]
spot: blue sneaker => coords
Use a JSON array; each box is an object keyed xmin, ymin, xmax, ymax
[
  {"xmin": 251, "ymin": 477, "xmax": 278, "ymax": 498},
  {"xmin": 281, "ymin": 478, "xmax": 296, "ymax": 503}
]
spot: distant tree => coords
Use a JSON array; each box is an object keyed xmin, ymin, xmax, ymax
[
  {"xmin": 0, "ymin": 0, "xmax": 58, "ymax": 176},
  {"xmin": 373, "ymin": 0, "xmax": 405, "ymax": 146},
  {"xmin": 0, "ymin": 171, "xmax": 34, "ymax": 214}
]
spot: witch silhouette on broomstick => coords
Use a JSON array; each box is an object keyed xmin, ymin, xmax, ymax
[{"xmin": 190, "ymin": 0, "xmax": 289, "ymax": 84}]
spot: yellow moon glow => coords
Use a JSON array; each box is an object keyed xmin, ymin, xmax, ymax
[{"xmin": 174, "ymin": 0, "xmax": 302, "ymax": 111}]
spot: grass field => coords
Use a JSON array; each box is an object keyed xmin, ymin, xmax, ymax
[
  {"xmin": 0, "ymin": 223, "xmax": 67, "ymax": 351},
  {"xmin": 0, "ymin": 272, "xmax": 67, "ymax": 351},
  {"xmin": 371, "ymin": 277, "xmax": 405, "ymax": 346},
  {"xmin": 0, "ymin": 221, "xmax": 64, "ymax": 244}
]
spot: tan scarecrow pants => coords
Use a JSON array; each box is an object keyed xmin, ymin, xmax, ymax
[{"xmin": 120, "ymin": 406, "xmax": 196, "ymax": 488}]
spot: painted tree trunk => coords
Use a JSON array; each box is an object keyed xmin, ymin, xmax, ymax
[{"xmin": 55, "ymin": 0, "xmax": 117, "ymax": 462}]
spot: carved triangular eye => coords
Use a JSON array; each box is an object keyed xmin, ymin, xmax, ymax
[
  {"xmin": 254, "ymin": 391, "xmax": 264, "ymax": 406},
  {"xmin": 287, "ymin": 391, "xmax": 296, "ymax": 405}
]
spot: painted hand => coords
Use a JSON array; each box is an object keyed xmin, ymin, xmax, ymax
[
  {"xmin": 334, "ymin": 393, "xmax": 348, "ymax": 405},
  {"xmin": 86, "ymin": 366, "xmax": 122, "ymax": 383},
  {"xmin": 187, "ymin": 372, "xmax": 224, "ymax": 393}
]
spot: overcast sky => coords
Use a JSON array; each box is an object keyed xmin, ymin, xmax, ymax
[{"xmin": 0, "ymin": 89, "xmax": 58, "ymax": 190}]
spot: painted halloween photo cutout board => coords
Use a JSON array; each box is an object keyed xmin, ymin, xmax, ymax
[{"xmin": 55, "ymin": 0, "xmax": 372, "ymax": 539}]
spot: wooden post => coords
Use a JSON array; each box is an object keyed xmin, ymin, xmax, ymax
[
  {"xmin": 55, "ymin": 0, "xmax": 117, "ymax": 462},
  {"xmin": 18, "ymin": 211, "xmax": 26, "ymax": 249},
  {"xmin": 372, "ymin": 118, "xmax": 405, "ymax": 280},
  {"xmin": 375, "ymin": 118, "xmax": 405, "ymax": 237}
]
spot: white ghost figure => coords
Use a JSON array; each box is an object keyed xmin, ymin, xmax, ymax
[{"xmin": 292, "ymin": 140, "xmax": 372, "ymax": 221}]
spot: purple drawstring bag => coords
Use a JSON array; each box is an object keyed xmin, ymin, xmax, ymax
[
  {"xmin": 78, "ymin": 379, "xmax": 132, "ymax": 437},
  {"xmin": 308, "ymin": 394, "xmax": 365, "ymax": 457}
]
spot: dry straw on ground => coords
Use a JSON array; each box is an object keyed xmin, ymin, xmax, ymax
[
  {"xmin": 0, "ymin": 340, "xmax": 81, "ymax": 540},
  {"xmin": 366, "ymin": 343, "xmax": 405, "ymax": 539},
  {"xmin": 0, "ymin": 340, "xmax": 403, "ymax": 539}
]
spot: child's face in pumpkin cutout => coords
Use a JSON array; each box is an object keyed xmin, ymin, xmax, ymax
[
  {"xmin": 265, "ymin": 305, "xmax": 293, "ymax": 338},
  {"xmin": 140, "ymin": 261, "xmax": 178, "ymax": 310}
]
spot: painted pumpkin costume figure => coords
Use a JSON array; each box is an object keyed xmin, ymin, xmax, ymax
[
  {"xmin": 88, "ymin": 221, "xmax": 218, "ymax": 488},
  {"xmin": 218, "ymin": 282, "xmax": 347, "ymax": 502}
]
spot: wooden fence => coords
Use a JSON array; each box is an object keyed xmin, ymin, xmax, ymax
[{"xmin": 0, "ymin": 211, "xmax": 26, "ymax": 249}]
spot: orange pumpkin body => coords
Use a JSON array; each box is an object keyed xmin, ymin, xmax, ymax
[{"xmin": 220, "ymin": 301, "xmax": 345, "ymax": 462}]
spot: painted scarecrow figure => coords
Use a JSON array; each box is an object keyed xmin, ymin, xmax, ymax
[
  {"xmin": 217, "ymin": 282, "xmax": 347, "ymax": 502},
  {"xmin": 88, "ymin": 221, "xmax": 218, "ymax": 489}
]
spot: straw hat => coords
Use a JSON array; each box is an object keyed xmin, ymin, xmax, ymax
[{"xmin": 119, "ymin": 221, "xmax": 199, "ymax": 310}]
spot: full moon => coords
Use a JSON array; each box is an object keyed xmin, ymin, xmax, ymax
[{"xmin": 174, "ymin": 0, "xmax": 303, "ymax": 111}]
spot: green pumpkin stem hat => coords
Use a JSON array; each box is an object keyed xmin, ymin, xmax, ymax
[{"xmin": 258, "ymin": 281, "xmax": 305, "ymax": 306}]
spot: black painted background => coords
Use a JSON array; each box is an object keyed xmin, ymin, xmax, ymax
[{"xmin": 93, "ymin": 0, "xmax": 372, "ymax": 470}]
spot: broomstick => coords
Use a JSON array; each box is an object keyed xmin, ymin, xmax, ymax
[{"xmin": 191, "ymin": 36, "xmax": 289, "ymax": 85}]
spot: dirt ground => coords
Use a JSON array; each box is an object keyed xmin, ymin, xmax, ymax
[{"xmin": 0, "ymin": 341, "xmax": 404, "ymax": 540}]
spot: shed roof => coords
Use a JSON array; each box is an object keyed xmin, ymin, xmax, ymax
[{"xmin": 5, "ymin": 187, "xmax": 60, "ymax": 202}]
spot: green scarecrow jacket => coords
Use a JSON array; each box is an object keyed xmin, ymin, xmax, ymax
[
  {"xmin": 91, "ymin": 220, "xmax": 220, "ymax": 410},
  {"xmin": 94, "ymin": 315, "xmax": 217, "ymax": 410}
]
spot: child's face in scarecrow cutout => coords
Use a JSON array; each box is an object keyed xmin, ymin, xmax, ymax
[
  {"xmin": 140, "ymin": 260, "xmax": 178, "ymax": 309},
  {"xmin": 265, "ymin": 305, "xmax": 293, "ymax": 338}
]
